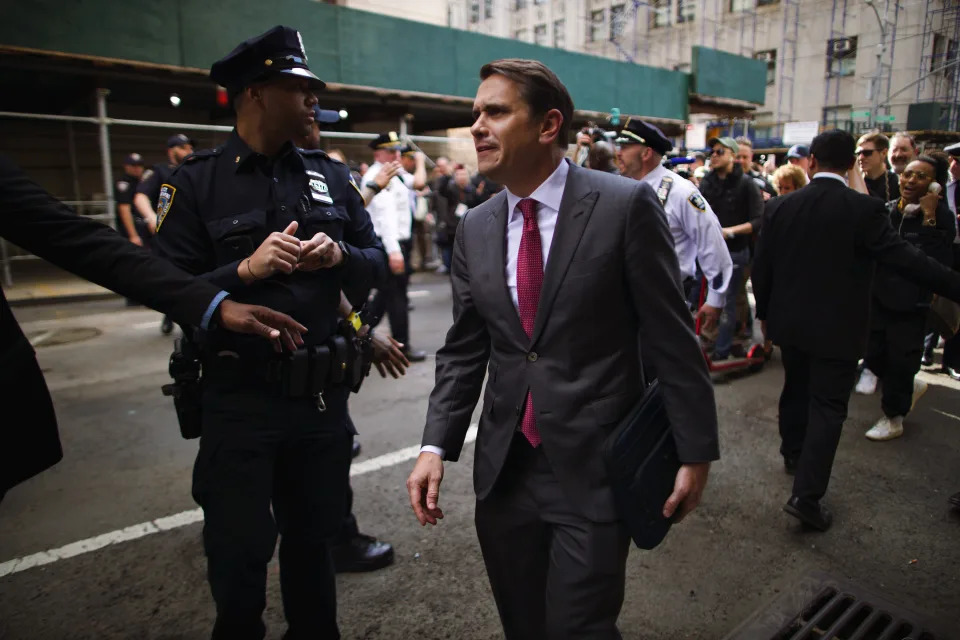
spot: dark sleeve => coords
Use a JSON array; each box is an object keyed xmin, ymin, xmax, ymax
[
  {"xmin": 339, "ymin": 165, "xmax": 387, "ymax": 297},
  {"xmin": 752, "ymin": 197, "xmax": 782, "ymax": 320},
  {"xmin": 152, "ymin": 171, "xmax": 246, "ymax": 293},
  {"xmin": 0, "ymin": 154, "xmax": 219, "ymax": 325},
  {"xmin": 135, "ymin": 168, "xmax": 160, "ymax": 203},
  {"xmin": 914, "ymin": 201, "xmax": 955, "ymax": 267},
  {"xmin": 421, "ymin": 211, "xmax": 491, "ymax": 460},
  {"xmin": 744, "ymin": 177, "xmax": 764, "ymax": 231},
  {"xmin": 623, "ymin": 182, "xmax": 719, "ymax": 463},
  {"xmin": 859, "ymin": 195, "xmax": 960, "ymax": 302},
  {"xmin": 115, "ymin": 179, "xmax": 134, "ymax": 206}
]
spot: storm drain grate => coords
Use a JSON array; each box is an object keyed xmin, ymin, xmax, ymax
[{"xmin": 724, "ymin": 572, "xmax": 943, "ymax": 640}]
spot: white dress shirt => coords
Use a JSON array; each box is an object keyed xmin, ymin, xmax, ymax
[
  {"xmin": 420, "ymin": 158, "xmax": 570, "ymax": 458},
  {"xmin": 812, "ymin": 172, "xmax": 848, "ymax": 185},
  {"xmin": 361, "ymin": 162, "xmax": 411, "ymax": 255}
]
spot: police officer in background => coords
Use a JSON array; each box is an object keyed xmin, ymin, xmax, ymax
[
  {"xmin": 135, "ymin": 133, "xmax": 195, "ymax": 333},
  {"xmin": 154, "ymin": 26, "xmax": 387, "ymax": 639},
  {"xmin": 115, "ymin": 153, "xmax": 145, "ymax": 246},
  {"xmin": 616, "ymin": 119, "xmax": 733, "ymax": 329}
]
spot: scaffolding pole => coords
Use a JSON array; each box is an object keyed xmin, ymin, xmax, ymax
[{"xmin": 776, "ymin": 0, "xmax": 800, "ymax": 135}]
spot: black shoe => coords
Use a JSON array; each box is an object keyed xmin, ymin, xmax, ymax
[
  {"xmin": 783, "ymin": 456, "xmax": 797, "ymax": 476},
  {"xmin": 922, "ymin": 351, "xmax": 935, "ymax": 367},
  {"xmin": 943, "ymin": 367, "xmax": 960, "ymax": 381},
  {"xmin": 403, "ymin": 348, "xmax": 427, "ymax": 363},
  {"xmin": 783, "ymin": 496, "xmax": 833, "ymax": 531},
  {"xmin": 352, "ymin": 440, "xmax": 361, "ymax": 459},
  {"xmin": 949, "ymin": 491, "xmax": 960, "ymax": 510},
  {"xmin": 332, "ymin": 534, "xmax": 394, "ymax": 573},
  {"xmin": 407, "ymin": 303, "xmax": 415, "ymax": 311},
  {"xmin": 161, "ymin": 317, "xmax": 174, "ymax": 335}
]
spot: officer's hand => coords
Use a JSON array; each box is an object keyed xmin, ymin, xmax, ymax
[
  {"xmin": 371, "ymin": 332, "xmax": 409, "ymax": 378},
  {"xmin": 244, "ymin": 221, "xmax": 301, "ymax": 282},
  {"xmin": 128, "ymin": 234, "xmax": 143, "ymax": 247},
  {"xmin": 298, "ymin": 232, "xmax": 343, "ymax": 271},
  {"xmin": 696, "ymin": 304, "xmax": 720, "ymax": 331},
  {"xmin": 389, "ymin": 251, "xmax": 405, "ymax": 275},
  {"xmin": 375, "ymin": 161, "xmax": 401, "ymax": 189},
  {"xmin": 217, "ymin": 299, "xmax": 307, "ymax": 352},
  {"xmin": 146, "ymin": 216, "xmax": 158, "ymax": 234},
  {"xmin": 407, "ymin": 453, "xmax": 445, "ymax": 526}
]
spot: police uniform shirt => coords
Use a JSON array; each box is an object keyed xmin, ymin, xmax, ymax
[
  {"xmin": 154, "ymin": 130, "xmax": 385, "ymax": 354},
  {"xmin": 115, "ymin": 172, "xmax": 140, "ymax": 228},
  {"xmin": 361, "ymin": 162, "xmax": 411, "ymax": 255},
  {"xmin": 641, "ymin": 163, "xmax": 733, "ymax": 308},
  {"xmin": 136, "ymin": 162, "xmax": 177, "ymax": 208}
]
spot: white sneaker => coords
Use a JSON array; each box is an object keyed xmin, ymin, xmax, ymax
[
  {"xmin": 865, "ymin": 415, "xmax": 904, "ymax": 441},
  {"xmin": 910, "ymin": 378, "xmax": 929, "ymax": 411},
  {"xmin": 855, "ymin": 368, "xmax": 878, "ymax": 395}
]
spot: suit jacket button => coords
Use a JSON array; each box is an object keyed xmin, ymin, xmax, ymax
[{"xmin": 527, "ymin": 352, "xmax": 538, "ymax": 362}]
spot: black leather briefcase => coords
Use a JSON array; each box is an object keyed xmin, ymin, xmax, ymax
[{"xmin": 601, "ymin": 379, "xmax": 681, "ymax": 550}]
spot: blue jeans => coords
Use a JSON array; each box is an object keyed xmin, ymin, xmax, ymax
[{"xmin": 715, "ymin": 248, "xmax": 751, "ymax": 358}]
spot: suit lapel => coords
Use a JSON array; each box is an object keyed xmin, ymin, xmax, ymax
[
  {"xmin": 531, "ymin": 165, "xmax": 598, "ymax": 344},
  {"xmin": 486, "ymin": 196, "xmax": 528, "ymax": 346}
]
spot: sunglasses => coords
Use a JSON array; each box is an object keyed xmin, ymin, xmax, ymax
[
  {"xmin": 901, "ymin": 170, "xmax": 931, "ymax": 181},
  {"xmin": 710, "ymin": 148, "xmax": 727, "ymax": 156},
  {"xmin": 856, "ymin": 148, "xmax": 877, "ymax": 157}
]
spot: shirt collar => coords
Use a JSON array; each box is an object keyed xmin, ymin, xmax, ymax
[
  {"xmin": 812, "ymin": 172, "xmax": 848, "ymax": 185},
  {"xmin": 639, "ymin": 163, "xmax": 668, "ymax": 187},
  {"xmin": 225, "ymin": 129, "xmax": 301, "ymax": 174},
  {"xmin": 505, "ymin": 158, "xmax": 569, "ymax": 219}
]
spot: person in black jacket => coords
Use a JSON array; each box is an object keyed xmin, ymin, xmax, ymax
[
  {"xmin": 856, "ymin": 156, "xmax": 955, "ymax": 441},
  {"xmin": 753, "ymin": 130, "xmax": 960, "ymax": 531},
  {"xmin": 699, "ymin": 136, "xmax": 764, "ymax": 360},
  {"xmin": 0, "ymin": 154, "xmax": 309, "ymax": 502}
]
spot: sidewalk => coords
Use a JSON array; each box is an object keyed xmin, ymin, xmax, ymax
[{"xmin": 3, "ymin": 258, "xmax": 116, "ymax": 306}]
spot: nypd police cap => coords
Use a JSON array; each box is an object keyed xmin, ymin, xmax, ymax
[
  {"xmin": 209, "ymin": 25, "xmax": 326, "ymax": 94},
  {"xmin": 615, "ymin": 118, "xmax": 674, "ymax": 155},
  {"xmin": 369, "ymin": 131, "xmax": 403, "ymax": 151},
  {"xmin": 945, "ymin": 141, "xmax": 960, "ymax": 157}
]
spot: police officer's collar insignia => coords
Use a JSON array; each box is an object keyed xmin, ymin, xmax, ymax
[
  {"xmin": 156, "ymin": 184, "xmax": 176, "ymax": 230},
  {"xmin": 308, "ymin": 174, "xmax": 333, "ymax": 205},
  {"xmin": 688, "ymin": 191, "xmax": 707, "ymax": 212}
]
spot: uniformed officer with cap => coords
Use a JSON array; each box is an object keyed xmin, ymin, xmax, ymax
[
  {"xmin": 154, "ymin": 25, "xmax": 387, "ymax": 640},
  {"xmin": 617, "ymin": 119, "xmax": 733, "ymax": 328},
  {"xmin": 115, "ymin": 153, "xmax": 145, "ymax": 247}
]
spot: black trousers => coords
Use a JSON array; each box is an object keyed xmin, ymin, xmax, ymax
[
  {"xmin": 475, "ymin": 435, "xmax": 630, "ymax": 640},
  {"xmin": 863, "ymin": 303, "xmax": 927, "ymax": 418},
  {"xmin": 194, "ymin": 383, "xmax": 352, "ymax": 640},
  {"xmin": 336, "ymin": 412, "xmax": 360, "ymax": 543},
  {"xmin": 367, "ymin": 239, "xmax": 412, "ymax": 346},
  {"xmin": 778, "ymin": 346, "xmax": 859, "ymax": 506}
]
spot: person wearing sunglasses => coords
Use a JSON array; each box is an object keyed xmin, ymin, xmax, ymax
[
  {"xmin": 855, "ymin": 155, "xmax": 953, "ymax": 442},
  {"xmin": 856, "ymin": 132, "xmax": 900, "ymax": 203}
]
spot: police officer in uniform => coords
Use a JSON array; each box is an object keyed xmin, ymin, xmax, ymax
[
  {"xmin": 154, "ymin": 26, "xmax": 387, "ymax": 639},
  {"xmin": 616, "ymin": 119, "xmax": 733, "ymax": 329},
  {"xmin": 135, "ymin": 133, "xmax": 194, "ymax": 333},
  {"xmin": 115, "ymin": 153, "xmax": 145, "ymax": 246}
]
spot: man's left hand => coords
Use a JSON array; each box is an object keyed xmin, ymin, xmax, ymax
[
  {"xmin": 217, "ymin": 299, "xmax": 308, "ymax": 352},
  {"xmin": 662, "ymin": 462, "xmax": 710, "ymax": 523},
  {"xmin": 696, "ymin": 304, "xmax": 720, "ymax": 331},
  {"xmin": 298, "ymin": 232, "xmax": 343, "ymax": 271},
  {"xmin": 371, "ymin": 332, "xmax": 410, "ymax": 378}
]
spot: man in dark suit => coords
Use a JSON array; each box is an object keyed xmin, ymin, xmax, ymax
[
  {"xmin": 753, "ymin": 130, "xmax": 960, "ymax": 532},
  {"xmin": 0, "ymin": 154, "xmax": 309, "ymax": 501},
  {"xmin": 405, "ymin": 59, "xmax": 719, "ymax": 638}
]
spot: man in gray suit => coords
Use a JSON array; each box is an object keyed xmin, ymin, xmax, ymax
[{"xmin": 406, "ymin": 59, "xmax": 719, "ymax": 639}]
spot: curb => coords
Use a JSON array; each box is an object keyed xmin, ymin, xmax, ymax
[{"xmin": 8, "ymin": 291, "xmax": 121, "ymax": 308}]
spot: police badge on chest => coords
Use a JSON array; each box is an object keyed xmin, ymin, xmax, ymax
[{"xmin": 306, "ymin": 170, "xmax": 333, "ymax": 205}]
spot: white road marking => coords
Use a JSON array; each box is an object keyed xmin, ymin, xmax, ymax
[
  {"xmin": 931, "ymin": 408, "xmax": 960, "ymax": 422},
  {"xmin": 133, "ymin": 321, "xmax": 163, "ymax": 330},
  {"xmin": 28, "ymin": 331, "xmax": 54, "ymax": 347},
  {"xmin": 0, "ymin": 424, "xmax": 478, "ymax": 579},
  {"xmin": 407, "ymin": 290, "xmax": 431, "ymax": 299}
]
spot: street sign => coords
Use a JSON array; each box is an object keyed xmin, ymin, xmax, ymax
[
  {"xmin": 685, "ymin": 123, "xmax": 707, "ymax": 150},
  {"xmin": 876, "ymin": 114, "xmax": 896, "ymax": 123},
  {"xmin": 783, "ymin": 121, "xmax": 819, "ymax": 145},
  {"xmin": 850, "ymin": 110, "xmax": 871, "ymax": 120}
]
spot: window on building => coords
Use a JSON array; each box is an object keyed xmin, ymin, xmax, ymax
[
  {"xmin": 730, "ymin": 0, "xmax": 752, "ymax": 11},
  {"xmin": 677, "ymin": 0, "xmax": 696, "ymax": 23},
  {"xmin": 758, "ymin": 0, "xmax": 779, "ymax": 6},
  {"xmin": 470, "ymin": 2, "xmax": 480, "ymax": 23},
  {"xmin": 826, "ymin": 36, "xmax": 857, "ymax": 77},
  {"xmin": 534, "ymin": 0, "xmax": 547, "ymax": 4},
  {"xmin": 515, "ymin": 0, "xmax": 527, "ymax": 9},
  {"xmin": 651, "ymin": 0, "xmax": 670, "ymax": 28},
  {"xmin": 932, "ymin": 34, "xmax": 959, "ymax": 76},
  {"xmin": 589, "ymin": 10, "xmax": 604, "ymax": 42},
  {"xmin": 514, "ymin": 28, "xmax": 529, "ymax": 41},
  {"xmin": 553, "ymin": 19, "xmax": 566, "ymax": 48},
  {"xmin": 610, "ymin": 5, "xmax": 625, "ymax": 41},
  {"xmin": 534, "ymin": 24, "xmax": 548, "ymax": 45},
  {"xmin": 484, "ymin": 0, "xmax": 493, "ymax": 19},
  {"xmin": 754, "ymin": 49, "xmax": 776, "ymax": 85},
  {"xmin": 822, "ymin": 105, "xmax": 852, "ymax": 129}
]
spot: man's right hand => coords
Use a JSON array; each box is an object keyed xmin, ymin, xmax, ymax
[
  {"xmin": 240, "ymin": 221, "xmax": 301, "ymax": 282},
  {"xmin": 216, "ymin": 299, "xmax": 308, "ymax": 352},
  {"xmin": 375, "ymin": 161, "xmax": 401, "ymax": 189},
  {"xmin": 388, "ymin": 251, "xmax": 406, "ymax": 275},
  {"xmin": 407, "ymin": 452, "xmax": 445, "ymax": 526}
]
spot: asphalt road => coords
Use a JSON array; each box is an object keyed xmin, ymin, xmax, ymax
[{"xmin": 1, "ymin": 272, "xmax": 958, "ymax": 639}]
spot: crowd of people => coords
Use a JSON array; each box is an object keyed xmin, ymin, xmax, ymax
[{"xmin": 3, "ymin": 23, "xmax": 960, "ymax": 638}]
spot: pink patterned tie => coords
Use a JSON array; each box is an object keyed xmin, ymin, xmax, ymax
[{"xmin": 516, "ymin": 198, "xmax": 543, "ymax": 447}]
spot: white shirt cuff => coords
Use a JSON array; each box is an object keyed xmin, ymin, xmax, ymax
[
  {"xmin": 420, "ymin": 445, "xmax": 445, "ymax": 458},
  {"xmin": 705, "ymin": 289, "xmax": 726, "ymax": 309}
]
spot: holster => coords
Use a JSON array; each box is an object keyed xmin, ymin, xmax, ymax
[{"xmin": 161, "ymin": 335, "xmax": 203, "ymax": 440}]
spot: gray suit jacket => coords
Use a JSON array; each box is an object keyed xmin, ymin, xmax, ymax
[{"xmin": 422, "ymin": 163, "xmax": 719, "ymax": 522}]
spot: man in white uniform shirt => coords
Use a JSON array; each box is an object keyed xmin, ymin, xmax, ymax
[
  {"xmin": 616, "ymin": 118, "xmax": 733, "ymax": 330},
  {"xmin": 362, "ymin": 132, "xmax": 426, "ymax": 361}
]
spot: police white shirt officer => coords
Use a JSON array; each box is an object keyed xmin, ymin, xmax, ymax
[
  {"xmin": 362, "ymin": 162, "xmax": 411, "ymax": 255},
  {"xmin": 641, "ymin": 163, "xmax": 733, "ymax": 308}
]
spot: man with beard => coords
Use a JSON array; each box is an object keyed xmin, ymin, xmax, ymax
[{"xmin": 888, "ymin": 132, "xmax": 918, "ymax": 176}]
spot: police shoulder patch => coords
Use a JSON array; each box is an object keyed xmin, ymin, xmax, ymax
[
  {"xmin": 116, "ymin": 181, "xmax": 129, "ymax": 192},
  {"xmin": 156, "ymin": 184, "xmax": 176, "ymax": 230},
  {"xmin": 688, "ymin": 191, "xmax": 707, "ymax": 212},
  {"xmin": 141, "ymin": 169, "xmax": 154, "ymax": 182}
]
